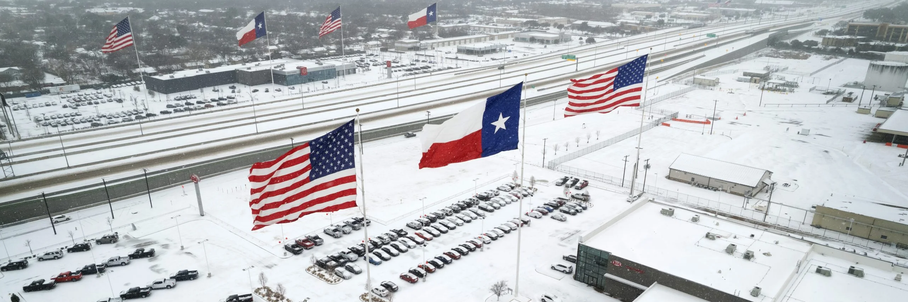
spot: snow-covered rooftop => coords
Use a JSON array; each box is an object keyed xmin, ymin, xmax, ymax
[
  {"xmin": 779, "ymin": 245, "xmax": 908, "ymax": 301},
  {"xmin": 149, "ymin": 59, "xmax": 296, "ymax": 80},
  {"xmin": 635, "ymin": 283, "xmax": 708, "ymax": 302},
  {"xmin": 877, "ymin": 109, "xmax": 908, "ymax": 137},
  {"xmin": 818, "ymin": 199, "xmax": 908, "ymax": 225},
  {"xmin": 583, "ymin": 201, "xmax": 812, "ymax": 301},
  {"xmin": 669, "ymin": 153, "xmax": 770, "ymax": 187}
]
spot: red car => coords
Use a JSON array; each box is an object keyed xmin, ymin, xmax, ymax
[
  {"xmin": 443, "ymin": 251, "xmax": 461, "ymax": 260},
  {"xmin": 467, "ymin": 239, "xmax": 483, "ymax": 249},
  {"xmin": 52, "ymin": 271, "xmax": 82, "ymax": 283},
  {"xmin": 399, "ymin": 273, "xmax": 418, "ymax": 284},
  {"xmin": 295, "ymin": 238, "xmax": 315, "ymax": 250},
  {"xmin": 414, "ymin": 232, "xmax": 433, "ymax": 241},
  {"xmin": 418, "ymin": 263, "xmax": 436, "ymax": 273}
]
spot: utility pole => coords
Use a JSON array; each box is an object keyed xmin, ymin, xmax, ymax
[
  {"xmin": 621, "ymin": 155, "xmax": 629, "ymax": 187},
  {"xmin": 763, "ymin": 182, "xmax": 776, "ymax": 223},
  {"xmin": 426, "ymin": 110, "xmax": 431, "ymax": 125},
  {"xmin": 709, "ymin": 100, "xmax": 717, "ymax": 135},
  {"xmin": 758, "ymin": 84, "xmax": 765, "ymax": 107},
  {"xmin": 857, "ymin": 85, "xmax": 866, "ymax": 108},
  {"xmin": 42, "ymin": 193, "xmax": 56, "ymax": 235},
  {"xmin": 642, "ymin": 159, "xmax": 651, "ymax": 192},
  {"xmin": 542, "ymin": 138, "xmax": 548, "ymax": 168},
  {"xmin": 143, "ymin": 168, "xmax": 153, "ymax": 208}
]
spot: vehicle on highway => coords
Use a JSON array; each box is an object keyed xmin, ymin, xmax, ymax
[
  {"xmin": 67, "ymin": 243, "xmax": 91, "ymax": 253},
  {"xmin": 149, "ymin": 278, "xmax": 177, "ymax": 290},
  {"xmin": 38, "ymin": 250, "xmax": 64, "ymax": 261},
  {"xmin": 105, "ymin": 256, "xmax": 130, "ymax": 267},
  {"xmin": 96, "ymin": 233, "xmax": 119, "ymax": 244},
  {"xmin": 120, "ymin": 286, "xmax": 152, "ymax": 299},
  {"xmin": 23, "ymin": 279, "xmax": 55, "ymax": 292},
  {"xmin": 51, "ymin": 271, "xmax": 82, "ymax": 283},
  {"xmin": 403, "ymin": 132, "xmax": 416, "ymax": 138},
  {"xmin": 551, "ymin": 214, "xmax": 567, "ymax": 222},
  {"xmin": 284, "ymin": 244, "xmax": 304, "ymax": 255},
  {"xmin": 128, "ymin": 248, "xmax": 155, "ymax": 259},
  {"xmin": 400, "ymin": 272, "xmax": 418, "ymax": 284},
  {"xmin": 551, "ymin": 264, "xmax": 573, "ymax": 274},
  {"xmin": 170, "ymin": 269, "xmax": 199, "ymax": 281}
]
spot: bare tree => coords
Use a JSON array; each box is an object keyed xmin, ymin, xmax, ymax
[
  {"xmin": 490, "ymin": 280, "xmax": 508, "ymax": 301},
  {"xmin": 258, "ymin": 272, "xmax": 268, "ymax": 288},
  {"xmin": 587, "ymin": 133, "xmax": 591, "ymax": 143},
  {"xmin": 276, "ymin": 283, "xmax": 286, "ymax": 297},
  {"xmin": 554, "ymin": 144, "xmax": 559, "ymax": 155}
]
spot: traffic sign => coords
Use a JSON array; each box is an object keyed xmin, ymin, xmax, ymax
[
  {"xmin": 561, "ymin": 54, "xmax": 576, "ymax": 60},
  {"xmin": 706, "ymin": 33, "xmax": 717, "ymax": 38},
  {"xmin": 191, "ymin": 174, "xmax": 200, "ymax": 183}
]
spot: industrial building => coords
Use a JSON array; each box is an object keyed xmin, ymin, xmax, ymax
[
  {"xmin": 456, "ymin": 43, "xmax": 507, "ymax": 56},
  {"xmin": 812, "ymin": 200, "xmax": 908, "ymax": 249},
  {"xmin": 573, "ymin": 200, "xmax": 908, "ymax": 301},
  {"xmin": 667, "ymin": 154, "xmax": 772, "ymax": 197},
  {"xmin": 692, "ymin": 76, "xmax": 719, "ymax": 86},
  {"xmin": 821, "ymin": 35, "xmax": 857, "ymax": 47},
  {"xmin": 863, "ymin": 61, "xmax": 908, "ymax": 93},
  {"xmin": 513, "ymin": 31, "xmax": 572, "ymax": 44},
  {"xmin": 884, "ymin": 51, "xmax": 908, "ymax": 63},
  {"xmin": 145, "ymin": 59, "xmax": 354, "ymax": 94},
  {"xmin": 876, "ymin": 109, "xmax": 908, "ymax": 144},
  {"xmin": 846, "ymin": 22, "xmax": 908, "ymax": 43}
]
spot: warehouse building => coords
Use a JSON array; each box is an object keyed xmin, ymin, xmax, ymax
[
  {"xmin": 573, "ymin": 199, "xmax": 908, "ymax": 301},
  {"xmin": 812, "ymin": 200, "xmax": 908, "ymax": 250},
  {"xmin": 667, "ymin": 154, "xmax": 772, "ymax": 197},
  {"xmin": 145, "ymin": 59, "xmax": 354, "ymax": 94},
  {"xmin": 456, "ymin": 43, "xmax": 507, "ymax": 55},
  {"xmin": 272, "ymin": 61, "xmax": 356, "ymax": 86},
  {"xmin": 514, "ymin": 31, "xmax": 572, "ymax": 44},
  {"xmin": 876, "ymin": 109, "xmax": 908, "ymax": 144}
]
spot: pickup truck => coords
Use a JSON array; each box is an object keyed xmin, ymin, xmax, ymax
[
  {"xmin": 76, "ymin": 263, "xmax": 105, "ymax": 275},
  {"xmin": 23, "ymin": 279, "xmax": 56, "ymax": 292},
  {"xmin": 67, "ymin": 243, "xmax": 92, "ymax": 252},
  {"xmin": 96, "ymin": 233, "xmax": 119, "ymax": 244},
  {"xmin": 51, "ymin": 271, "xmax": 83, "ymax": 282},
  {"xmin": 128, "ymin": 248, "xmax": 155, "ymax": 259},
  {"xmin": 1, "ymin": 259, "xmax": 28, "ymax": 271},
  {"xmin": 224, "ymin": 294, "xmax": 253, "ymax": 302},
  {"xmin": 170, "ymin": 269, "xmax": 199, "ymax": 281},
  {"xmin": 119, "ymin": 286, "xmax": 152, "ymax": 299},
  {"xmin": 105, "ymin": 256, "xmax": 130, "ymax": 267}
]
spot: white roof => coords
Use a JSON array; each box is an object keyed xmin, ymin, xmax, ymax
[
  {"xmin": 871, "ymin": 61, "xmax": 908, "ymax": 67},
  {"xmin": 877, "ymin": 109, "xmax": 908, "ymax": 137},
  {"xmin": 669, "ymin": 153, "xmax": 769, "ymax": 187},
  {"xmin": 819, "ymin": 199, "xmax": 908, "ymax": 225},
  {"xmin": 635, "ymin": 283, "xmax": 708, "ymax": 302},
  {"xmin": 780, "ymin": 246, "xmax": 908, "ymax": 301},
  {"xmin": 149, "ymin": 59, "xmax": 296, "ymax": 80},
  {"xmin": 584, "ymin": 202, "xmax": 813, "ymax": 302}
]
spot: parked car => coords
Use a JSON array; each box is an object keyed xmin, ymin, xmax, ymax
[
  {"xmin": 452, "ymin": 246, "xmax": 470, "ymax": 255},
  {"xmin": 38, "ymin": 250, "xmax": 64, "ymax": 261},
  {"xmin": 149, "ymin": 278, "xmax": 176, "ymax": 290},
  {"xmin": 51, "ymin": 271, "xmax": 82, "ymax": 283},
  {"xmin": 283, "ymin": 244, "xmax": 304, "ymax": 255},
  {"xmin": 324, "ymin": 227, "xmax": 343, "ymax": 238},
  {"xmin": 427, "ymin": 258, "xmax": 445, "ymax": 269},
  {"xmin": 435, "ymin": 255, "xmax": 453, "ymax": 265},
  {"xmin": 406, "ymin": 235, "xmax": 425, "ymax": 245},
  {"xmin": 105, "ymin": 256, "xmax": 130, "ymax": 267},
  {"xmin": 327, "ymin": 253, "xmax": 349, "ymax": 265},
  {"xmin": 76, "ymin": 263, "xmax": 105, "ymax": 275},
  {"xmin": 408, "ymin": 267, "xmax": 426, "ymax": 278},
  {"xmin": 390, "ymin": 228, "xmax": 408, "ymax": 237},
  {"xmin": 563, "ymin": 255, "xmax": 577, "ymax": 263},
  {"xmin": 574, "ymin": 180, "xmax": 589, "ymax": 190},
  {"xmin": 52, "ymin": 215, "xmax": 71, "ymax": 223},
  {"xmin": 120, "ymin": 286, "xmax": 152, "ymax": 299},
  {"xmin": 555, "ymin": 176, "xmax": 569, "ymax": 186},
  {"xmin": 551, "ymin": 214, "xmax": 567, "ymax": 222},
  {"xmin": 571, "ymin": 192, "xmax": 590, "ymax": 202},
  {"xmin": 400, "ymin": 272, "xmax": 418, "ymax": 284},
  {"xmin": 345, "ymin": 263, "xmax": 363, "ymax": 275},
  {"xmin": 23, "ymin": 279, "xmax": 55, "ymax": 292},
  {"xmin": 317, "ymin": 258, "xmax": 340, "ymax": 270},
  {"xmin": 403, "ymin": 132, "xmax": 416, "ymax": 138},
  {"xmin": 306, "ymin": 234, "xmax": 324, "ymax": 246},
  {"xmin": 96, "ymin": 233, "xmax": 119, "ymax": 244},
  {"xmin": 128, "ymin": 248, "xmax": 155, "ymax": 259},
  {"xmin": 407, "ymin": 221, "xmax": 423, "ymax": 230},
  {"xmin": 295, "ymin": 238, "xmax": 316, "ymax": 249},
  {"xmin": 366, "ymin": 255, "xmax": 382, "ymax": 265},
  {"xmin": 540, "ymin": 293, "xmax": 562, "ymax": 302},
  {"xmin": 414, "ymin": 231, "xmax": 434, "ymax": 241},
  {"xmin": 335, "ymin": 269, "xmax": 353, "ymax": 280},
  {"xmin": 389, "ymin": 242, "xmax": 409, "ymax": 253},
  {"xmin": 225, "ymin": 294, "xmax": 253, "ymax": 302},
  {"xmin": 560, "ymin": 207, "xmax": 578, "ymax": 216},
  {"xmin": 339, "ymin": 250, "xmax": 358, "ymax": 262},
  {"xmin": 494, "ymin": 226, "xmax": 511, "ymax": 234},
  {"xmin": 380, "ymin": 281, "xmax": 399, "ymax": 292},
  {"xmin": 373, "ymin": 250, "xmax": 392, "ymax": 261},
  {"xmin": 67, "ymin": 243, "xmax": 91, "ymax": 253},
  {"xmin": 444, "ymin": 251, "xmax": 462, "ymax": 260},
  {"xmin": 371, "ymin": 287, "xmax": 389, "ymax": 297},
  {"xmin": 170, "ymin": 269, "xmax": 199, "ymax": 281},
  {"xmin": 551, "ymin": 264, "xmax": 573, "ymax": 274}
]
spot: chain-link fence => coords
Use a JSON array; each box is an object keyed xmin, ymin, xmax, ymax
[{"xmin": 547, "ymin": 111, "xmax": 678, "ymax": 168}]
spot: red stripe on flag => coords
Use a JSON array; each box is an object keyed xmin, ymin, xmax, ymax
[{"xmin": 418, "ymin": 130, "xmax": 483, "ymax": 169}]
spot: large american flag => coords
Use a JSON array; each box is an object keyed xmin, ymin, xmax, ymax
[
  {"xmin": 248, "ymin": 120, "xmax": 358, "ymax": 231},
  {"xmin": 102, "ymin": 18, "xmax": 135, "ymax": 54},
  {"xmin": 319, "ymin": 7, "xmax": 342, "ymax": 38},
  {"xmin": 565, "ymin": 55, "xmax": 648, "ymax": 117}
]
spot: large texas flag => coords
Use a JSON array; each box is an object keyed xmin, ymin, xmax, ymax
[
  {"xmin": 408, "ymin": 3, "xmax": 437, "ymax": 29},
  {"xmin": 237, "ymin": 12, "xmax": 267, "ymax": 47},
  {"xmin": 419, "ymin": 82, "xmax": 523, "ymax": 169}
]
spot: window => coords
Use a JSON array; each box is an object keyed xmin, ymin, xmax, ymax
[
  {"xmin": 881, "ymin": 235, "xmax": 888, "ymax": 239},
  {"xmin": 846, "ymin": 227, "xmax": 852, "ymax": 231}
]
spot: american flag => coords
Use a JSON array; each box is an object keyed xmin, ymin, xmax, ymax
[
  {"xmin": 102, "ymin": 18, "xmax": 135, "ymax": 54},
  {"xmin": 565, "ymin": 55, "xmax": 648, "ymax": 117},
  {"xmin": 319, "ymin": 7, "xmax": 342, "ymax": 38},
  {"xmin": 248, "ymin": 120, "xmax": 358, "ymax": 231}
]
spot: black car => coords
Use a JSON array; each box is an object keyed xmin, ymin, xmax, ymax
[
  {"xmin": 306, "ymin": 234, "xmax": 324, "ymax": 246},
  {"xmin": 408, "ymin": 268, "xmax": 426, "ymax": 278},
  {"xmin": 452, "ymin": 246, "xmax": 469, "ymax": 256},
  {"xmin": 327, "ymin": 253, "xmax": 349, "ymax": 265},
  {"xmin": 1, "ymin": 259, "xmax": 28, "ymax": 271},
  {"xmin": 390, "ymin": 228, "xmax": 408, "ymax": 237},
  {"xmin": 555, "ymin": 176, "xmax": 569, "ymax": 186},
  {"xmin": 128, "ymin": 248, "xmax": 156, "ymax": 259},
  {"xmin": 145, "ymin": 113, "xmax": 157, "ymax": 117},
  {"xmin": 427, "ymin": 258, "xmax": 444, "ymax": 269},
  {"xmin": 120, "ymin": 286, "xmax": 152, "ymax": 299},
  {"xmin": 435, "ymin": 255, "xmax": 453, "ymax": 265},
  {"xmin": 225, "ymin": 294, "xmax": 253, "ymax": 302},
  {"xmin": 284, "ymin": 244, "xmax": 304, "ymax": 255},
  {"xmin": 563, "ymin": 255, "xmax": 577, "ymax": 263},
  {"xmin": 380, "ymin": 281, "xmax": 399, "ymax": 293},
  {"xmin": 96, "ymin": 233, "xmax": 119, "ymax": 244},
  {"xmin": 459, "ymin": 243, "xmax": 476, "ymax": 252},
  {"xmin": 67, "ymin": 243, "xmax": 91, "ymax": 253},
  {"xmin": 159, "ymin": 110, "xmax": 172, "ymax": 114},
  {"xmin": 348, "ymin": 245, "xmax": 366, "ymax": 257},
  {"xmin": 76, "ymin": 263, "xmax": 105, "ymax": 275},
  {"xmin": 569, "ymin": 178, "xmax": 580, "ymax": 187},
  {"xmin": 22, "ymin": 279, "xmax": 55, "ymax": 292},
  {"xmin": 170, "ymin": 269, "xmax": 199, "ymax": 281}
]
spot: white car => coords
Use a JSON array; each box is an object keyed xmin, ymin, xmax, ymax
[
  {"xmin": 371, "ymin": 287, "xmax": 389, "ymax": 297},
  {"xmin": 335, "ymin": 269, "xmax": 353, "ymax": 280},
  {"xmin": 37, "ymin": 250, "xmax": 64, "ymax": 261},
  {"xmin": 527, "ymin": 211, "xmax": 543, "ymax": 219},
  {"xmin": 52, "ymin": 215, "xmax": 70, "ymax": 223},
  {"xmin": 551, "ymin": 264, "xmax": 573, "ymax": 274},
  {"xmin": 540, "ymin": 293, "xmax": 562, "ymax": 302},
  {"xmin": 551, "ymin": 214, "xmax": 567, "ymax": 222},
  {"xmin": 149, "ymin": 278, "xmax": 176, "ymax": 290}
]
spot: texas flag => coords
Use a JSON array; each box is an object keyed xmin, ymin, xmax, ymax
[
  {"xmin": 237, "ymin": 12, "xmax": 267, "ymax": 47},
  {"xmin": 408, "ymin": 3, "xmax": 437, "ymax": 29},
  {"xmin": 419, "ymin": 82, "xmax": 523, "ymax": 169}
]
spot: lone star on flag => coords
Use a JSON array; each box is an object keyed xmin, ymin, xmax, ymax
[
  {"xmin": 429, "ymin": 11, "xmax": 434, "ymax": 16},
  {"xmin": 491, "ymin": 113, "xmax": 510, "ymax": 134}
]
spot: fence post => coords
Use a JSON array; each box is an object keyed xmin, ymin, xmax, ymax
[{"xmin": 102, "ymin": 178, "xmax": 115, "ymax": 219}]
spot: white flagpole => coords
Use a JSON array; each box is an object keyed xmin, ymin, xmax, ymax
[
  {"xmin": 340, "ymin": 6, "xmax": 346, "ymax": 79},
  {"xmin": 263, "ymin": 12, "xmax": 275, "ymax": 85},
  {"xmin": 515, "ymin": 74, "xmax": 527, "ymax": 297},
  {"xmin": 128, "ymin": 16, "xmax": 147, "ymax": 108},
  {"xmin": 628, "ymin": 49, "xmax": 652, "ymax": 200},
  {"xmin": 435, "ymin": 2, "xmax": 440, "ymax": 38},
  {"xmin": 356, "ymin": 108, "xmax": 373, "ymax": 301}
]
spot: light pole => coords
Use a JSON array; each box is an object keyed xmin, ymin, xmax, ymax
[
  {"xmin": 621, "ymin": 155, "xmax": 629, "ymax": 187},
  {"xmin": 847, "ymin": 218, "xmax": 855, "ymax": 236},
  {"xmin": 827, "ymin": 78, "xmax": 831, "ymax": 92},
  {"xmin": 498, "ymin": 65, "xmax": 505, "ymax": 87},
  {"xmin": 642, "ymin": 159, "xmax": 651, "ymax": 192},
  {"xmin": 480, "ymin": 217, "xmax": 485, "ymax": 251},
  {"xmin": 425, "ymin": 110, "xmax": 431, "ymax": 125},
  {"xmin": 420, "ymin": 197, "xmax": 426, "ymax": 218},
  {"xmin": 709, "ymin": 100, "xmax": 717, "ymax": 135},
  {"xmin": 243, "ymin": 266, "xmax": 255, "ymax": 292},
  {"xmin": 473, "ymin": 178, "xmax": 479, "ymax": 196},
  {"xmin": 542, "ymin": 138, "xmax": 548, "ymax": 167},
  {"xmin": 171, "ymin": 215, "xmax": 184, "ymax": 250},
  {"xmin": 199, "ymin": 239, "xmax": 212, "ymax": 277},
  {"xmin": 395, "ymin": 76, "xmax": 401, "ymax": 108}
]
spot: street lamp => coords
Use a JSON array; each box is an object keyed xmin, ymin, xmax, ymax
[
  {"xmin": 199, "ymin": 239, "xmax": 212, "ymax": 277},
  {"xmin": 171, "ymin": 215, "xmax": 184, "ymax": 250},
  {"xmin": 420, "ymin": 197, "xmax": 426, "ymax": 218},
  {"xmin": 426, "ymin": 110, "xmax": 431, "ymax": 125},
  {"xmin": 473, "ymin": 178, "xmax": 479, "ymax": 196},
  {"xmin": 242, "ymin": 266, "xmax": 255, "ymax": 292},
  {"xmin": 642, "ymin": 159, "xmax": 651, "ymax": 192}
]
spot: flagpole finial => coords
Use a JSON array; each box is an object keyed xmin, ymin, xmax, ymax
[{"xmin": 356, "ymin": 108, "xmax": 360, "ymax": 113}]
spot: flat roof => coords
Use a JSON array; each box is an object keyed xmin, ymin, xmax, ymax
[
  {"xmin": 150, "ymin": 59, "xmax": 296, "ymax": 80},
  {"xmin": 780, "ymin": 246, "xmax": 908, "ymax": 301},
  {"xmin": 669, "ymin": 153, "xmax": 769, "ymax": 187},
  {"xmin": 877, "ymin": 109, "xmax": 908, "ymax": 137},
  {"xmin": 584, "ymin": 201, "xmax": 812, "ymax": 301},
  {"xmin": 635, "ymin": 283, "xmax": 708, "ymax": 302},
  {"xmin": 818, "ymin": 199, "xmax": 908, "ymax": 225}
]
